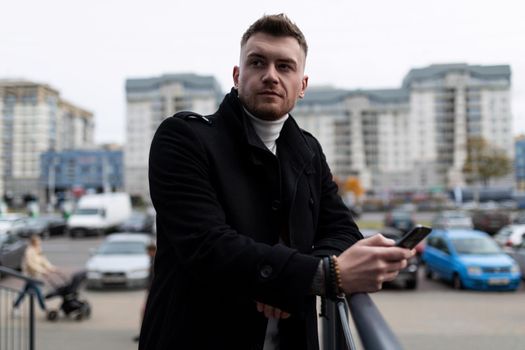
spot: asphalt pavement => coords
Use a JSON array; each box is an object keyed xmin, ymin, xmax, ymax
[{"xmin": 2, "ymin": 221, "xmax": 525, "ymax": 350}]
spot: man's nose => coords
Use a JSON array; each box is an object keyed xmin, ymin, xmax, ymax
[{"xmin": 261, "ymin": 65, "xmax": 278, "ymax": 84}]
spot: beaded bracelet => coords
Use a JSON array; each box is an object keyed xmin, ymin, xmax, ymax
[
  {"xmin": 323, "ymin": 256, "xmax": 343, "ymax": 300},
  {"xmin": 331, "ymin": 255, "xmax": 344, "ymax": 296}
]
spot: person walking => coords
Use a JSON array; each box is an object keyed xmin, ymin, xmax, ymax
[{"xmin": 13, "ymin": 235, "xmax": 56, "ymax": 314}]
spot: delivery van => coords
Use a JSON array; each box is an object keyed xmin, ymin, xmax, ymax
[{"xmin": 67, "ymin": 193, "xmax": 132, "ymax": 237}]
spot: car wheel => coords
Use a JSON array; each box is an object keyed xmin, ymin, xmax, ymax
[
  {"xmin": 452, "ymin": 273, "xmax": 463, "ymax": 290},
  {"xmin": 405, "ymin": 279, "xmax": 417, "ymax": 290},
  {"xmin": 425, "ymin": 266, "xmax": 433, "ymax": 279},
  {"xmin": 46, "ymin": 310, "xmax": 59, "ymax": 321},
  {"xmin": 41, "ymin": 229, "xmax": 50, "ymax": 240}
]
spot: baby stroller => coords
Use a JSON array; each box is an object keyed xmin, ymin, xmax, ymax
[{"xmin": 44, "ymin": 270, "xmax": 91, "ymax": 321}]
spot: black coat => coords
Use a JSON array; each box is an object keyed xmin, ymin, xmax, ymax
[{"xmin": 140, "ymin": 89, "xmax": 362, "ymax": 350}]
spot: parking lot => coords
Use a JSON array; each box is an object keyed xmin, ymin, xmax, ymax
[{"xmin": 1, "ymin": 212, "xmax": 525, "ymax": 349}]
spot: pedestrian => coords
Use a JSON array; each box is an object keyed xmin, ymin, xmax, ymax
[
  {"xmin": 13, "ymin": 235, "xmax": 56, "ymax": 315},
  {"xmin": 140, "ymin": 13, "xmax": 413, "ymax": 350}
]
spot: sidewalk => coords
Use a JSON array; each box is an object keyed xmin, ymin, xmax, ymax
[{"xmin": 36, "ymin": 289, "xmax": 144, "ymax": 350}]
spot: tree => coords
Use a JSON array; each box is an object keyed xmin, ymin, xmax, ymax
[{"xmin": 462, "ymin": 136, "xmax": 512, "ymax": 186}]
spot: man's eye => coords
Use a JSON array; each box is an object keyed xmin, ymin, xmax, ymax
[
  {"xmin": 250, "ymin": 60, "xmax": 264, "ymax": 67},
  {"xmin": 278, "ymin": 64, "xmax": 292, "ymax": 71}
]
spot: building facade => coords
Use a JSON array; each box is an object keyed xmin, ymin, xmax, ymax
[
  {"xmin": 293, "ymin": 64, "xmax": 513, "ymax": 192},
  {"xmin": 516, "ymin": 136, "xmax": 525, "ymax": 192},
  {"xmin": 40, "ymin": 147, "xmax": 123, "ymax": 205},
  {"xmin": 125, "ymin": 73, "xmax": 222, "ymax": 201},
  {"xmin": 0, "ymin": 80, "xmax": 94, "ymax": 202}
]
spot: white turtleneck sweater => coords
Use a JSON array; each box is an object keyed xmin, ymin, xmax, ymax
[{"xmin": 244, "ymin": 107, "xmax": 288, "ymax": 155}]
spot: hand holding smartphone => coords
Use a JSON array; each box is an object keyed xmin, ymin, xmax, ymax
[{"xmin": 395, "ymin": 225, "xmax": 432, "ymax": 249}]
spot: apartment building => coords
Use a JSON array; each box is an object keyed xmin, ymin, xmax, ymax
[
  {"xmin": 293, "ymin": 64, "xmax": 513, "ymax": 192},
  {"xmin": 0, "ymin": 80, "xmax": 94, "ymax": 201},
  {"xmin": 125, "ymin": 73, "xmax": 222, "ymax": 201},
  {"xmin": 516, "ymin": 136, "xmax": 525, "ymax": 192}
]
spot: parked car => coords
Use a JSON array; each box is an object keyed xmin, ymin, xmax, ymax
[
  {"xmin": 384, "ymin": 209, "xmax": 415, "ymax": 233},
  {"xmin": 361, "ymin": 227, "xmax": 420, "ymax": 289},
  {"xmin": 471, "ymin": 210, "xmax": 510, "ymax": 235},
  {"xmin": 513, "ymin": 212, "xmax": 525, "ymax": 224},
  {"xmin": 493, "ymin": 225, "xmax": 525, "ymax": 247},
  {"xmin": 17, "ymin": 215, "xmax": 67, "ymax": 239},
  {"xmin": 504, "ymin": 242, "xmax": 525, "ymax": 280},
  {"xmin": 117, "ymin": 212, "xmax": 155, "ymax": 234},
  {"xmin": 0, "ymin": 215, "xmax": 28, "ymax": 236},
  {"xmin": 432, "ymin": 210, "xmax": 473, "ymax": 230},
  {"xmin": 85, "ymin": 233, "xmax": 153, "ymax": 289},
  {"xmin": 0, "ymin": 232, "xmax": 27, "ymax": 275},
  {"xmin": 422, "ymin": 229, "xmax": 521, "ymax": 291}
]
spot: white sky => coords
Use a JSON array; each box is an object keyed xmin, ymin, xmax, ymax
[{"xmin": 1, "ymin": 0, "xmax": 524, "ymax": 144}]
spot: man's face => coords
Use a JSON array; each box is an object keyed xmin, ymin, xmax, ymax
[{"xmin": 233, "ymin": 32, "xmax": 308, "ymax": 121}]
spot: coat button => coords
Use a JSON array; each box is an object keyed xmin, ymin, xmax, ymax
[
  {"xmin": 260, "ymin": 265, "xmax": 273, "ymax": 278},
  {"xmin": 271, "ymin": 200, "xmax": 281, "ymax": 211}
]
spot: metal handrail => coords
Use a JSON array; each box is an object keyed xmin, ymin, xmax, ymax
[
  {"xmin": 349, "ymin": 293, "xmax": 403, "ymax": 350},
  {"xmin": 0, "ymin": 265, "xmax": 42, "ymax": 350},
  {"xmin": 321, "ymin": 293, "xmax": 403, "ymax": 350},
  {"xmin": 0, "ymin": 266, "xmax": 43, "ymax": 285}
]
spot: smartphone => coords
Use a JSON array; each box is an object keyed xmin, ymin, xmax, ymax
[{"xmin": 396, "ymin": 225, "xmax": 432, "ymax": 249}]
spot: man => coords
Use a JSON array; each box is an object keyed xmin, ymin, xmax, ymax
[{"xmin": 140, "ymin": 14, "xmax": 412, "ymax": 350}]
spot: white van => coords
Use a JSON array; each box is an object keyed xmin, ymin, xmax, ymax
[{"xmin": 67, "ymin": 193, "xmax": 132, "ymax": 237}]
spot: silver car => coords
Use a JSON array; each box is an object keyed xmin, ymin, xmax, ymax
[{"xmin": 432, "ymin": 210, "xmax": 473, "ymax": 230}]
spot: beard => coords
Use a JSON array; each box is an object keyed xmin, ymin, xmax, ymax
[{"xmin": 239, "ymin": 92, "xmax": 295, "ymax": 121}]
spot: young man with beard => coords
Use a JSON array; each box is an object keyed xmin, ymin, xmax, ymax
[{"xmin": 140, "ymin": 13, "xmax": 413, "ymax": 350}]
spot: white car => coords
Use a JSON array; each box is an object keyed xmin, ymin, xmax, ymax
[
  {"xmin": 494, "ymin": 225, "xmax": 525, "ymax": 247},
  {"xmin": 0, "ymin": 214, "xmax": 27, "ymax": 235},
  {"xmin": 85, "ymin": 233, "xmax": 153, "ymax": 289}
]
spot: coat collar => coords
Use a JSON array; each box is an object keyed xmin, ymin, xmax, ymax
[{"xmin": 218, "ymin": 88, "xmax": 315, "ymax": 170}]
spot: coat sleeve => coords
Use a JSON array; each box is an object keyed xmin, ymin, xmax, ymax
[
  {"xmin": 149, "ymin": 117, "xmax": 319, "ymax": 312},
  {"xmin": 309, "ymin": 137, "xmax": 363, "ymax": 257}
]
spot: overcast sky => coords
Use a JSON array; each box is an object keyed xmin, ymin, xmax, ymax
[{"xmin": 2, "ymin": 0, "xmax": 524, "ymax": 144}]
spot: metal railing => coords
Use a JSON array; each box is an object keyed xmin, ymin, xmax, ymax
[
  {"xmin": 0, "ymin": 266, "xmax": 43, "ymax": 350},
  {"xmin": 321, "ymin": 293, "xmax": 403, "ymax": 350}
]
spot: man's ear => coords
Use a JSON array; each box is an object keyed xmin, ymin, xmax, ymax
[
  {"xmin": 233, "ymin": 66, "xmax": 240, "ymax": 89},
  {"xmin": 299, "ymin": 75, "xmax": 309, "ymax": 99}
]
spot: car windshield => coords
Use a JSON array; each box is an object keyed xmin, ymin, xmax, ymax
[
  {"xmin": 124, "ymin": 215, "xmax": 146, "ymax": 224},
  {"xmin": 74, "ymin": 208, "xmax": 101, "ymax": 216},
  {"xmin": 451, "ymin": 237, "xmax": 501, "ymax": 255},
  {"xmin": 392, "ymin": 211, "xmax": 410, "ymax": 219},
  {"xmin": 0, "ymin": 221, "xmax": 15, "ymax": 229},
  {"xmin": 97, "ymin": 241, "xmax": 146, "ymax": 255}
]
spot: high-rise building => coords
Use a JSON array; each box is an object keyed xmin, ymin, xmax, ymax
[
  {"xmin": 125, "ymin": 73, "xmax": 223, "ymax": 201},
  {"xmin": 293, "ymin": 64, "xmax": 513, "ymax": 192},
  {"xmin": 0, "ymin": 80, "xmax": 94, "ymax": 201},
  {"xmin": 516, "ymin": 136, "xmax": 525, "ymax": 192}
]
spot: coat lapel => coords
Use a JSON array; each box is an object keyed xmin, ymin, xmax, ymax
[{"xmin": 277, "ymin": 116, "xmax": 315, "ymax": 248}]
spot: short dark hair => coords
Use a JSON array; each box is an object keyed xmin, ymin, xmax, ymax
[{"xmin": 241, "ymin": 14, "xmax": 308, "ymax": 57}]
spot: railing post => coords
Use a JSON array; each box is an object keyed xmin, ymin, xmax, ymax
[
  {"xmin": 29, "ymin": 292, "xmax": 35, "ymax": 350},
  {"xmin": 320, "ymin": 298, "xmax": 349, "ymax": 350},
  {"xmin": 0, "ymin": 266, "xmax": 43, "ymax": 350}
]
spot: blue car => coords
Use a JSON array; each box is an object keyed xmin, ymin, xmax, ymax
[{"xmin": 422, "ymin": 229, "xmax": 521, "ymax": 291}]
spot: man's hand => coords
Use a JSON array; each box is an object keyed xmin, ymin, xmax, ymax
[
  {"xmin": 336, "ymin": 234, "xmax": 415, "ymax": 294},
  {"xmin": 256, "ymin": 302, "xmax": 291, "ymax": 319}
]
